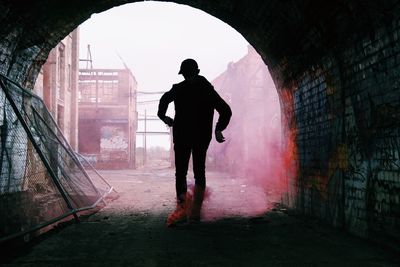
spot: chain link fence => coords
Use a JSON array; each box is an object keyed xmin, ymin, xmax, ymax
[{"xmin": 0, "ymin": 74, "xmax": 115, "ymax": 243}]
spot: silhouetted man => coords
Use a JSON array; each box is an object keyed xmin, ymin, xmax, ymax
[{"xmin": 158, "ymin": 59, "xmax": 232, "ymax": 226}]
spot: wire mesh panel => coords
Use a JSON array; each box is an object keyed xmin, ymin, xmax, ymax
[
  {"xmin": 0, "ymin": 74, "xmax": 113, "ymax": 242},
  {"xmin": 29, "ymin": 101, "xmax": 101, "ymax": 208},
  {"xmin": 75, "ymin": 153, "xmax": 114, "ymax": 196}
]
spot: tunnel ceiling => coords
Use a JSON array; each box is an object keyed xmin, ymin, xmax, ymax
[{"xmin": 0, "ymin": 0, "xmax": 397, "ymax": 87}]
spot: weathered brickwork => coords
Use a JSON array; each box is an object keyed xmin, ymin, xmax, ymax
[
  {"xmin": 0, "ymin": 0, "xmax": 399, "ymax": 246},
  {"xmin": 281, "ymin": 8, "xmax": 400, "ymax": 242},
  {"xmin": 340, "ymin": 22, "xmax": 400, "ymax": 240}
]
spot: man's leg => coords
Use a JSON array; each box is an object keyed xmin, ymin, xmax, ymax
[
  {"xmin": 174, "ymin": 142, "xmax": 191, "ymax": 202},
  {"xmin": 190, "ymin": 142, "xmax": 209, "ymax": 221},
  {"xmin": 167, "ymin": 142, "xmax": 191, "ymax": 226}
]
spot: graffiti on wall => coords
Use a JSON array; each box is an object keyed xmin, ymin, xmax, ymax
[
  {"xmin": 100, "ymin": 125, "xmax": 128, "ymax": 151},
  {"xmin": 100, "ymin": 125, "xmax": 129, "ymax": 162},
  {"xmin": 345, "ymin": 90, "xmax": 400, "ymax": 232}
]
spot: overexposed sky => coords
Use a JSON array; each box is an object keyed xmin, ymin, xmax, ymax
[
  {"xmin": 78, "ymin": 1, "xmax": 250, "ymax": 148},
  {"xmin": 79, "ymin": 1, "xmax": 249, "ymax": 92}
]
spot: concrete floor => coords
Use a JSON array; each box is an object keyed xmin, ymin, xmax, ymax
[{"xmin": 1, "ymin": 163, "xmax": 399, "ymax": 266}]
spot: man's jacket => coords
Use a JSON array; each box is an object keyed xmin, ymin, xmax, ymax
[{"xmin": 158, "ymin": 75, "xmax": 232, "ymax": 144}]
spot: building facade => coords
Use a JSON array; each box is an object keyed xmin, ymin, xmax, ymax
[
  {"xmin": 34, "ymin": 28, "xmax": 80, "ymax": 150},
  {"xmin": 78, "ymin": 68, "xmax": 138, "ymax": 169},
  {"xmin": 209, "ymin": 46, "xmax": 281, "ymax": 180}
]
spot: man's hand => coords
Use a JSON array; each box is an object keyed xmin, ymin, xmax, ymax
[
  {"xmin": 215, "ymin": 130, "xmax": 225, "ymax": 143},
  {"xmin": 163, "ymin": 116, "xmax": 174, "ymax": 127}
]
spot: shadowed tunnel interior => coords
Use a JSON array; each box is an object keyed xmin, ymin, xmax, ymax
[{"xmin": 0, "ymin": 0, "xmax": 400, "ymax": 261}]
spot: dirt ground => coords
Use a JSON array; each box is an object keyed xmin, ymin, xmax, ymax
[{"xmin": 1, "ymin": 163, "xmax": 399, "ymax": 267}]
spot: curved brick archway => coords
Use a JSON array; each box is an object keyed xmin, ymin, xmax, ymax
[{"xmin": 1, "ymin": 0, "xmax": 399, "ymax": 244}]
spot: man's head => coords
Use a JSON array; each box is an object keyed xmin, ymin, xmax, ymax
[{"xmin": 178, "ymin": 58, "xmax": 200, "ymax": 79}]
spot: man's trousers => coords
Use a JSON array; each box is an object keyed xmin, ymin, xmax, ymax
[{"xmin": 174, "ymin": 142, "xmax": 210, "ymax": 202}]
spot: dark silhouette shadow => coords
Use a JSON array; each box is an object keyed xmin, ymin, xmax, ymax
[{"xmin": 158, "ymin": 59, "xmax": 232, "ymax": 225}]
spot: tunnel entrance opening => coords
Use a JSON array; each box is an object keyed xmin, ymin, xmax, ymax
[{"xmin": 69, "ymin": 2, "xmax": 287, "ymax": 221}]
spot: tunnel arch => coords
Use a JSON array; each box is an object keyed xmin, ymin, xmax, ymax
[
  {"xmin": 1, "ymin": 0, "xmax": 388, "ymax": 88},
  {"xmin": 1, "ymin": 0, "xmax": 400, "ymax": 245}
]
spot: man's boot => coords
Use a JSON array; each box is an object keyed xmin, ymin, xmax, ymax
[
  {"xmin": 166, "ymin": 192, "xmax": 192, "ymax": 227},
  {"xmin": 189, "ymin": 186, "xmax": 205, "ymax": 222}
]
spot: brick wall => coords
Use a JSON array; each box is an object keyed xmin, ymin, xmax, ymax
[{"xmin": 273, "ymin": 5, "xmax": 400, "ymax": 242}]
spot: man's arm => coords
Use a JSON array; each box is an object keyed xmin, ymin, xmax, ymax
[
  {"xmin": 213, "ymin": 90, "xmax": 232, "ymax": 142},
  {"xmin": 157, "ymin": 88, "xmax": 175, "ymax": 127}
]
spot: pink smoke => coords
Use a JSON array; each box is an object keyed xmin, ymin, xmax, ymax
[{"xmin": 204, "ymin": 46, "xmax": 292, "ymax": 219}]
